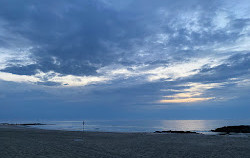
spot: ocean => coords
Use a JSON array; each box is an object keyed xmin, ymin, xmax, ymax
[{"xmin": 2, "ymin": 120, "xmax": 250, "ymax": 134}]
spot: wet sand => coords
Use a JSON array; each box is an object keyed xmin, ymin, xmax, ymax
[{"xmin": 1, "ymin": 125, "xmax": 250, "ymax": 158}]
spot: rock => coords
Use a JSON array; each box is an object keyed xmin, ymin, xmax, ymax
[
  {"xmin": 17, "ymin": 123, "xmax": 47, "ymax": 126},
  {"xmin": 211, "ymin": 125, "xmax": 250, "ymax": 133},
  {"xmin": 154, "ymin": 130, "xmax": 198, "ymax": 134},
  {"xmin": 0, "ymin": 123, "xmax": 47, "ymax": 126}
]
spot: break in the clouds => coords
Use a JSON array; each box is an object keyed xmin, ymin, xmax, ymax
[{"xmin": 0, "ymin": 0, "xmax": 250, "ymax": 119}]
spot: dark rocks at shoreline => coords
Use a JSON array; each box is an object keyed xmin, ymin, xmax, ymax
[
  {"xmin": 154, "ymin": 130, "xmax": 198, "ymax": 134},
  {"xmin": 0, "ymin": 123, "xmax": 47, "ymax": 126},
  {"xmin": 211, "ymin": 125, "xmax": 250, "ymax": 133}
]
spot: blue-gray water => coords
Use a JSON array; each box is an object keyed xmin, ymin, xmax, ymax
[{"xmin": 2, "ymin": 120, "xmax": 250, "ymax": 134}]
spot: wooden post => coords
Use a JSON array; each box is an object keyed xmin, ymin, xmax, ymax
[{"xmin": 82, "ymin": 121, "xmax": 85, "ymax": 140}]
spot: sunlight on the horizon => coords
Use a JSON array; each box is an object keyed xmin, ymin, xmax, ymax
[
  {"xmin": 159, "ymin": 97, "xmax": 213, "ymax": 103},
  {"xmin": 164, "ymin": 92, "xmax": 202, "ymax": 98},
  {"xmin": 159, "ymin": 82, "xmax": 222, "ymax": 103}
]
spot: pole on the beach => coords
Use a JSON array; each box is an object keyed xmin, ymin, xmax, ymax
[{"xmin": 82, "ymin": 121, "xmax": 84, "ymax": 140}]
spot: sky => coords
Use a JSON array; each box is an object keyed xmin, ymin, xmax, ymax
[{"xmin": 0, "ymin": 0, "xmax": 250, "ymax": 120}]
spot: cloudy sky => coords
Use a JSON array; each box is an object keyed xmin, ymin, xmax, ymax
[{"xmin": 0, "ymin": 0, "xmax": 250, "ymax": 120}]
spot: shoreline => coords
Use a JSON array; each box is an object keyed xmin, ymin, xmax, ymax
[
  {"xmin": 1, "ymin": 125, "xmax": 250, "ymax": 158},
  {"xmin": 2, "ymin": 123, "xmax": 250, "ymax": 136},
  {"xmin": 2, "ymin": 120, "xmax": 250, "ymax": 134}
]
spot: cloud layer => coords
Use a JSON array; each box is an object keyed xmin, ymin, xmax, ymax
[{"xmin": 0, "ymin": 0, "xmax": 250, "ymax": 117}]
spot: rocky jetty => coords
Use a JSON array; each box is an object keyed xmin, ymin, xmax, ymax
[
  {"xmin": 211, "ymin": 125, "xmax": 250, "ymax": 133},
  {"xmin": 0, "ymin": 123, "xmax": 47, "ymax": 126},
  {"xmin": 154, "ymin": 130, "xmax": 198, "ymax": 134}
]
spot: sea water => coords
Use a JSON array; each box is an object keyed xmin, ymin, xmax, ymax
[{"xmin": 2, "ymin": 120, "xmax": 250, "ymax": 134}]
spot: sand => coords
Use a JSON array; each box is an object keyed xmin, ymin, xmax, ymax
[{"xmin": 1, "ymin": 125, "xmax": 250, "ymax": 158}]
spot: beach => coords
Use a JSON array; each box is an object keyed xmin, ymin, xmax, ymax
[{"xmin": 1, "ymin": 125, "xmax": 250, "ymax": 158}]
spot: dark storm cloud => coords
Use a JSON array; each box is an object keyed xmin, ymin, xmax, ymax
[
  {"xmin": 0, "ymin": 0, "xmax": 148, "ymax": 75},
  {"xmin": 1, "ymin": 58, "xmax": 97, "ymax": 76},
  {"xmin": 0, "ymin": 0, "xmax": 225, "ymax": 75},
  {"xmin": 0, "ymin": 0, "xmax": 249, "ymax": 85}
]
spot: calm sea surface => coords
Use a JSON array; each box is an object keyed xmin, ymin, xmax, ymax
[{"xmin": 1, "ymin": 120, "xmax": 250, "ymax": 134}]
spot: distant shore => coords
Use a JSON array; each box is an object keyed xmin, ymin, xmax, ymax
[{"xmin": 1, "ymin": 125, "xmax": 250, "ymax": 158}]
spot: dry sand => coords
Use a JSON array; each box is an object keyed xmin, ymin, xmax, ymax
[{"xmin": 1, "ymin": 125, "xmax": 250, "ymax": 158}]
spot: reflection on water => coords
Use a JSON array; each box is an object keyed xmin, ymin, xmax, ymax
[
  {"xmin": 159, "ymin": 120, "xmax": 250, "ymax": 133},
  {"xmin": 1, "ymin": 119, "xmax": 250, "ymax": 134},
  {"xmin": 160, "ymin": 120, "xmax": 207, "ymax": 131}
]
